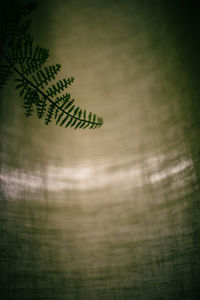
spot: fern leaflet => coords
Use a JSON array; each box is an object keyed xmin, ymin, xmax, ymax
[{"xmin": 0, "ymin": 1, "xmax": 103, "ymax": 130}]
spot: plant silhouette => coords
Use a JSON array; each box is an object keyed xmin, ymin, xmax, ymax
[{"xmin": 0, "ymin": 1, "xmax": 103, "ymax": 129}]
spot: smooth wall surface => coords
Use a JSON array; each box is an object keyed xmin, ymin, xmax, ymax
[{"xmin": 1, "ymin": 0, "xmax": 200, "ymax": 299}]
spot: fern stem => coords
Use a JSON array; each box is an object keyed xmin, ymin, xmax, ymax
[{"xmin": 0, "ymin": 48, "xmax": 102, "ymax": 127}]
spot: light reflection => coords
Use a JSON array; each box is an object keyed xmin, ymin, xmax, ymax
[{"xmin": 0, "ymin": 156, "xmax": 194, "ymax": 199}]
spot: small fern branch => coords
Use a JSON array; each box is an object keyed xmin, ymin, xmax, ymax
[
  {"xmin": 31, "ymin": 64, "xmax": 61, "ymax": 88},
  {"xmin": 46, "ymin": 77, "xmax": 74, "ymax": 97},
  {"xmin": 45, "ymin": 102, "xmax": 56, "ymax": 125},
  {"xmin": 36, "ymin": 97, "xmax": 47, "ymax": 119},
  {"xmin": 8, "ymin": 39, "xmax": 49, "ymax": 74},
  {"xmin": 0, "ymin": 48, "xmax": 103, "ymax": 129},
  {"xmin": 0, "ymin": 0, "xmax": 103, "ymax": 130},
  {"xmin": 23, "ymin": 88, "xmax": 36, "ymax": 117}
]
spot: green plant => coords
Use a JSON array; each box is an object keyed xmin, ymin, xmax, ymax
[{"xmin": 0, "ymin": 0, "xmax": 103, "ymax": 129}]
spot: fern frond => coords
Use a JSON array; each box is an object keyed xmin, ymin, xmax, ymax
[
  {"xmin": 54, "ymin": 93, "xmax": 70, "ymax": 119},
  {"xmin": 56, "ymin": 100, "xmax": 75, "ymax": 126},
  {"xmin": 36, "ymin": 97, "xmax": 47, "ymax": 119},
  {"xmin": 14, "ymin": 77, "xmax": 29, "ymax": 96},
  {"xmin": 78, "ymin": 110, "xmax": 88, "ymax": 128},
  {"xmin": 0, "ymin": 0, "xmax": 103, "ymax": 130},
  {"xmin": 0, "ymin": 65, "xmax": 13, "ymax": 88},
  {"xmin": 8, "ymin": 39, "xmax": 49, "ymax": 74},
  {"xmin": 23, "ymin": 88, "xmax": 36, "ymax": 117},
  {"xmin": 89, "ymin": 114, "xmax": 96, "ymax": 129},
  {"xmin": 2, "ymin": 20, "xmax": 31, "ymax": 48},
  {"xmin": 55, "ymin": 94, "xmax": 71, "ymax": 123},
  {"xmin": 31, "ymin": 64, "xmax": 61, "ymax": 88},
  {"xmin": 46, "ymin": 77, "xmax": 74, "ymax": 97},
  {"xmin": 45, "ymin": 102, "xmax": 56, "ymax": 125}
]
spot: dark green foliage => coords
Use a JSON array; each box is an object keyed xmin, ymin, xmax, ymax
[
  {"xmin": 10, "ymin": 38, "xmax": 49, "ymax": 75},
  {"xmin": 23, "ymin": 88, "xmax": 36, "ymax": 117},
  {"xmin": 36, "ymin": 97, "xmax": 47, "ymax": 119},
  {"xmin": 0, "ymin": 1, "xmax": 36, "ymax": 48},
  {"xmin": 0, "ymin": 0, "xmax": 103, "ymax": 130},
  {"xmin": 0, "ymin": 65, "xmax": 13, "ymax": 88},
  {"xmin": 31, "ymin": 64, "xmax": 61, "ymax": 88},
  {"xmin": 45, "ymin": 102, "xmax": 56, "ymax": 125},
  {"xmin": 46, "ymin": 77, "xmax": 75, "ymax": 97}
]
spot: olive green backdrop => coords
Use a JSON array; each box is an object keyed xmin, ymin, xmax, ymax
[{"xmin": 0, "ymin": 0, "xmax": 200, "ymax": 299}]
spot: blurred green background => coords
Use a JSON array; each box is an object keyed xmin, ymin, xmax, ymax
[{"xmin": 0, "ymin": 0, "xmax": 200, "ymax": 299}]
